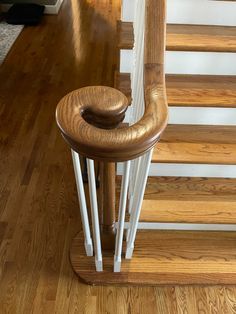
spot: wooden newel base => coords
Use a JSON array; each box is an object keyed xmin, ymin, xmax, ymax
[{"xmin": 70, "ymin": 230, "xmax": 236, "ymax": 285}]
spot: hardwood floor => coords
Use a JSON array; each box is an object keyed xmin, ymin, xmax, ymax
[{"xmin": 1, "ymin": 0, "xmax": 236, "ymax": 313}]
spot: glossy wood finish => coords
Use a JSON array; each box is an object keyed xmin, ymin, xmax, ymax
[
  {"xmin": 2, "ymin": 0, "xmax": 236, "ymax": 307},
  {"xmin": 162, "ymin": 124, "xmax": 236, "ymax": 144},
  {"xmin": 56, "ymin": 0, "xmax": 168, "ymax": 162},
  {"xmin": 153, "ymin": 125, "xmax": 236, "ymax": 165},
  {"xmin": 118, "ymin": 21, "xmax": 236, "ymax": 52},
  {"xmin": 166, "ymin": 74, "xmax": 236, "ymax": 108},
  {"xmin": 99, "ymin": 162, "xmax": 116, "ymax": 250},
  {"xmin": 140, "ymin": 176, "xmax": 236, "ymax": 223},
  {"xmin": 168, "ymin": 24, "xmax": 236, "ymax": 52},
  {"xmin": 114, "ymin": 71, "xmax": 132, "ymax": 104},
  {"xmin": 117, "ymin": 20, "xmax": 134, "ymax": 49},
  {"xmin": 71, "ymin": 230, "xmax": 236, "ymax": 285},
  {"xmin": 117, "ymin": 72, "xmax": 236, "ymax": 108},
  {"xmin": 143, "ymin": 176, "xmax": 236, "ymax": 201},
  {"xmin": 141, "ymin": 199, "xmax": 236, "ymax": 224}
]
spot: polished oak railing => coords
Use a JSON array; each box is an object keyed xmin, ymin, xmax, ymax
[{"xmin": 56, "ymin": 0, "xmax": 168, "ymax": 272}]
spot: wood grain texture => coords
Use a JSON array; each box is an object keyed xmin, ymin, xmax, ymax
[
  {"xmin": 2, "ymin": 0, "xmax": 236, "ymax": 311},
  {"xmin": 119, "ymin": 21, "xmax": 236, "ymax": 52},
  {"xmin": 166, "ymin": 74, "xmax": 236, "ymax": 108},
  {"xmin": 117, "ymin": 20, "xmax": 134, "ymax": 49},
  {"xmin": 56, "ymin": 0, "xmax": 168, "ymax": 162},
  {"xmin": 140, "ymin": 199, "xmax": 236, "ymax": 224},
  {"xmin": 140, "ymin": 176, "xmax": 236, "ymax": 224},
  {"xmin": 114, "ymin": 71, "xmax": 132, "ymax": 104},
  {"xmin": 99, "ymin": 162, "xmax": 116, "ymax": 250},
  {"xmin": 167, "ymin": 24, "xmax": 236, "ymax": 52},
  {"xmin": 153, "ymin": 124, "xmax": 236, "ymax": 165},
  {"xmin": 117, "ymin": 175, "xmax": 236, "ymax": 223},
  {"xmin": 162, "ymin": 125, "xmax": 236, "ymax": 144},
  {"xmin": 154, "ymin": 142, "xmax": 236, "ymax": 164},
  {"xmin": 71, "ymin": 230, "xmax": 236, "ymax": 285},
  {"xmin": 116, "ymin": 72, "xmax": 236, "ymax": 108},
  {"xmin": 143, "ymin": 176, "xmax": 236, "ymax": 201}
]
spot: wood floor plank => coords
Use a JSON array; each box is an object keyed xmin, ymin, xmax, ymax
[{"xmin": 1, "ymin": 0, "xmax": 236, "ymax": 311}]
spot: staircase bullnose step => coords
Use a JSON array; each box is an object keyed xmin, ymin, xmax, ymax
[{"xmin": 71, "ymin": 230, "xmax": 236, "ymax": 285}]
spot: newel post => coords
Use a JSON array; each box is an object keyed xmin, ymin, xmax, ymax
[
  {"xmin": 99, "ymin": 161, "xmax": 116, "ymax": 250},
  {"xmin": 56, "ymin": 86, "xmax": 129, "ymax": 254}
]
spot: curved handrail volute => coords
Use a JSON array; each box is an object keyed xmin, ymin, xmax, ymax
[{"xmin": 56, "ymin": 0, "xmax": 168, "ymax": 162}]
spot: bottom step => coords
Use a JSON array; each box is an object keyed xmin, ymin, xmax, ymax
[{"xmin": 70, "ymin": 230, "xmax": 236, "ymax": 285}]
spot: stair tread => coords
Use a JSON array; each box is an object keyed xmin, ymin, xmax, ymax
[
  {"xmin": 73, "ymin": 230, "xmax": 236, "ymax": 285},
  {"xmin": 166, "ymin": 74, "xmax": 236, "ymax": 107},
  {"xmin": 116, "ymin": 73, "xmax": 236, "ymax": 107},
  {"xmin": 115, "ymin": 73, "xmax": 236, "ymax": 164},
  {"xmin": 114, "ymin": 71, "xmax": 132, "ymax": 104},
  {"xmin": 154, "ymin": 124, "xmax": 236, "ymax": 165},
  {"xmin": 140, "ymin": 177, "xmax": 236, "ymax": 224},
  {"xmin": 118, "ymin": 21, "xmax": 236, "ymax": 52},
  {"xmin": 117, "ymin": 21, "xmax": 134, "ymax": 49},
  {"xmin": 168, "ymin": 24, "xmax": 236, "ymax": 52}
]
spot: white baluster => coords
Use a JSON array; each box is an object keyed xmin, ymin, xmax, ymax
[
  {"xmin": 114, "ymin": 161, "xmax": 131, "ymax": 272},
  {"xmin": 131, "ymin": 0, "xmax": 145, "ymax": 125},
  {"xmin": 126, "ymin": 149, "xmax": 153, "ymax": 259},
  {"xmin": 128, "ymin": 156, "xmax": 141, "ymax": 214},
  {"xmin": 87, "ymin": 158, "xmax": 103, "ymax": 272},
  {"xmin": 128, "ymin": 0, "xmax": 146, "ymax": 208},
  {"xmin": 71, "ymin": 150, "xmax": 93, "ymax": 257}
]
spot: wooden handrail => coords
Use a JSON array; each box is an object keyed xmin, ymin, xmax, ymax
[{"xmin": 56, "ymin": 0, "xmax": 168, "ymax": 162}]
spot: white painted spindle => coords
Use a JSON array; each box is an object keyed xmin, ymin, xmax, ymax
[
  {"xmin": 71, "ymin": 150, "xmax": 93, "ymax": 256},
  {"xmin": 131, "ymin": 0, "xmax": 145, "ymax": 124},
  {"xmin": 128, "ymin": 0, "xmax": 146, "ymax": 211},
  {"xmin": 114, "ymin": 161, "xmax": 131, "ymax": 272},
  {"xmin": 126, "ymin": 149, "xmax": 153, "ymax": 259},
  {"xmin": 87, "ymin": 159, "xmax": 103, "ymax": 271}
]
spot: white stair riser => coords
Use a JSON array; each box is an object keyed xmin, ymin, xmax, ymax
[
  {"xmin": 121, "ymin": 222, "xmax": 236, "ymax": 232},
  {"xmin": 166, "ymin": 52, "xmax": 236, "ymax": 75},
  {"xmin": 117, "ymin": 163, "xmax": 236, "ymax": 178},
  {"xmin": 148, "ymin": 163, "xmax": 236, "ymax": 178},
  {"xmin": 121, "ymin": 0, "xmax": 135, "ymax": 22},
  {"xmin": 121, "ymin": 0, "xmax": 236, "ymax": 26},
  {"xmin": 120, "ymin": 50, "xmax": 236, "ymax": 75},
  {"xmin": 125, "ymin": 107, "xmax": 236, "ymax": 126},
  {"xmin": 120, "ymin": 0, "xmax": 236, "ymax": 180},
  {"xmin": 169, "ymin": 107, "xmax": 236, "ymax": 126},
  {"xmin": 167, "ymin": 0, "xmax": 236, "ymax": 26},
  {"xmin": 120, "ymin": 50, "xmax": 134, "ymax": 73}
]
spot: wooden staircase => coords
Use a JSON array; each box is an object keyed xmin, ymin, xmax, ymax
[
  {"xmin": 107, "ymin": 1, "xmax": 236, "ymax": 285},
  {"xmin": 57, "ymin": 0, "xmax": 236, "ymax": 285},
  {"xmin": 116, "ymin": 19, "xmax": 236, "ymax": 169}
]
